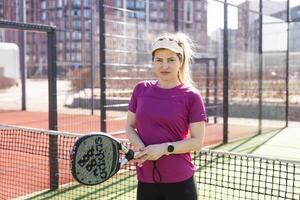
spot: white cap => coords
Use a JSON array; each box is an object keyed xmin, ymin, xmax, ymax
[{"xmin": 151, "ymin": 38, "xmax": 183, "ymax": 57}]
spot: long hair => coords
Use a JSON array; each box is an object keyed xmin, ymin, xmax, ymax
[{"xmin": 152, "ymin": 32, "xmax": 195, "ymax": 87}]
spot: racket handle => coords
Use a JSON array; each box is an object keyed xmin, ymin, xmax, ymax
[{"xmin": 119, "ymin": 149, "xmax": 135, "ymax": 168}]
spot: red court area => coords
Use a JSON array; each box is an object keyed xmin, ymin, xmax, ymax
[{"xmin": 0, "ymin": 110, "xmax": 257, "ymax": 199}]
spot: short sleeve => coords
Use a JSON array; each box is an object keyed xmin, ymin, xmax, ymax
[
  {"xmin": 128, "ymin": 83, "xmax": 140, "ymax": 113},
  {"xmin": 188, "ymin": 92, "xmax": 207, "ymax": 123}
]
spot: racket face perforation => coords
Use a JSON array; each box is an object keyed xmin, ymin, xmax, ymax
[{"xmin": 70, "ymin": 134, "xmax": 120, "ymax": 185}]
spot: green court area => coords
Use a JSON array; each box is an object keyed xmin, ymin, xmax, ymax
[
  {"xmin": 23, "ymin": 172, "xmax": 137, "ymax": 200},
  {"xmin": 18, "ymin": 128, "xmax": 300, "ymax": 200}
]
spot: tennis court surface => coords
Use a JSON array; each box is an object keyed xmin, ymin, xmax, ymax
[{"xmin": 1, "ymin": 125, "xmax": 299, "ymax": 200}]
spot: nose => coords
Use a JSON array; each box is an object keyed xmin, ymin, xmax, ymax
[{"xmin": 161, "ymin": 61, "xmax": 169, "ymax": 69}]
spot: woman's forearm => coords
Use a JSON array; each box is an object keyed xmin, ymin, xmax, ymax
[
  {"xmin": 164, "ymin": 121, "xmax": 205, "ymax": 155},
  {"xmin": 137, "ymin": 136, "xmax": 204, "ymax": 161},
  {"xmin": 170, "ymin": 137, "xmax": 203, "ymax": 154},
  {"xmin": 126, "ymin": 125, "xmax": 145, "ymax": 149}
]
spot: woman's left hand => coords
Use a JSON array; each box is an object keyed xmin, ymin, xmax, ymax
[{"xmin": 135, "ymin": 143, "xmax": 167, "ymax": 161}]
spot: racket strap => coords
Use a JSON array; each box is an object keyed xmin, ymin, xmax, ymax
[
  {"xmin": 152, "ymin": 161, "xmax": 162, "ymax": 183},
  {"xmin": 125, "ymin": 149, "xmax": 134, "ymax": 161}
]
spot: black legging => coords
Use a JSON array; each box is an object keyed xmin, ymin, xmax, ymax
[{"xmin": 137, "ymin": 176, "xmax": 198, "ymax": 200}]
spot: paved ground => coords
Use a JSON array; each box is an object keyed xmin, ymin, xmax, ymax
[
  {"xmin": 0, "ymin": 79, "xmax": 71, "ymax": 111},
  {"xmin": 215, "ymin": 121, "xmax": 300, "ymax": 161},
  {"xmin": 254, "ymin": 125, "xmax": 300, "ymax": 161}
]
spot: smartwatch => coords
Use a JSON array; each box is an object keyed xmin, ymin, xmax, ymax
[{"xmin": 167, "ymin": 143, "xmax": 174, "ymax": 154}]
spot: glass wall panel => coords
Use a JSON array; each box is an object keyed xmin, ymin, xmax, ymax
[
  {"xmin": 227, "ymin": 3, "xmax": 260, "ymax": 141},
  {"xmin": 262, "ymin": 0, "xmax": 287, "ymax": 130},
  {"xmin": 289, "ymin": 1, "xmax": 300, "ymax": 122},
  {"xmin": 204, "ymin": 0, "xmax": 224, "ymax": 145}
]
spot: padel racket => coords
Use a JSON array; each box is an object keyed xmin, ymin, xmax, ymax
[{"xmin": 70, "ymin": 133, "xmax": 135, "ymax": 185}]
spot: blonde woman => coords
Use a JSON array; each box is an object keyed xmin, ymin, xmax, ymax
[{"xmin": 126, "ymin": 32, "xmax": 206, "ymax": 200}]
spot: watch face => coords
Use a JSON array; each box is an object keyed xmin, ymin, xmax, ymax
[{"xmin": 168, "ymin": 144, "xmax": 174, "ymax": 153}]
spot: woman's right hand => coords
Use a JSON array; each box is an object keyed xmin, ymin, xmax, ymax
[
  {"xmin": 130, "ymin": 146, "xmax": 147, "ymax": 167},
  {"xmin": 132, "ymin": 151, "xmax": 148, "ymax": 167},
  {"xmin": 133, "ymin": 143, "xmax": 168, "ymax": 166}
]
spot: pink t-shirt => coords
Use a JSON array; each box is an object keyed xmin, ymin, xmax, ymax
[{"xmin": 128, "ymin": 80, "xmax": 207, "ymax": 183}]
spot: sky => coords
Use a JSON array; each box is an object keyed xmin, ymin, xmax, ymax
[{"xmin": 207, "ymin": 0, "xmax": 300, "ymax": 34}]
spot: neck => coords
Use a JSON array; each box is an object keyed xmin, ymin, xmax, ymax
[{"xmin": 157, "ymin": 80, "xmax": 181, "ymax": 89}]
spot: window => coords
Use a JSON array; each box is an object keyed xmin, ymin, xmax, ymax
[
  {"xmin": 159, "ymin": 1, "xmax": 165, "ymax": 9},
  {"xmin": 84, "ymin": 0, "xmax": 90, "ymax": 7},
  {"xmin": 73, "ymin": 20, "xmax": 81, "ymax": 29},
  {"xmin": 136, "ymin": 12, "xmax": 145, "ymax": 20},
  {"xmin": 184, "ymin": 0, "xmax": 193, "ymax": 24},
  {"xmin": 41, "ymin": 1, "xmax": 46, "ymax": 9},
  {"xmin": 57, "ymin": 0, "xmax": 63, "ymax": 8},
  {"xmin": 114, "ymin": 0, "xmax": 122, "ymax": 8},
  {"xmin": 41, "ymin": 11, "xmax": 46, "ymax": 20},
  {"xmin": 115, "ymin": 10, "xmax": 122, "ymax": 17},
  {"xmin": 84, "ymin": 9, "xmax": 90, "ymax": 18},
  {"xmin": 126, "ymin": 12, "xmax": 135, "ymax": 18},
  {"xmin": 203, "ymin": 2, "xmax": 207, "ymax": 11},
  {"xmin": 59, "ymin": 31, "xmax": 64, "ymax": 41},
  {"xmin": 196, "ymin": 11, "xmax": 201, "ymax": 21},
  {"xmin": 73, "ymin": 0, "xmax": 81, "ymax": 7},
  {"xmin": 151, "ymin": 1, "xmax": 157, "ymax": 10},
  {"xmin": 150, "ymin": 11, "xmax": 157, "ymax": 20},
  {"xmin": 49, "ymin": 1, "xmax": 55, "ymax": 9},
  {"xmin": 66, "ymin": 32, "xmax": 70, "ymax": 39},
  {"xmin": 72, "ymin": 32, "xmax": 82, "ymax": 40},
  {"xmin": 196, "ymin": 1, "xmax": 201, "ymax": 10},
  {"xmin": 58, "ymin": 9, "xmax": 62, "ymax": 18},
  {"xmin": 77, "ymin": 53, "xmax": 81, "ymax": 61},
  {"xmin": 127, "ymin": 0, "xmax": 135, "ymax": 8},
  {"xmin": 72, "ymin": 10, "xmax": 80, "ymax": 17},
  {"xmin": 85, "ymin": 20, "xmax": 91, "ymax": 29},
  {"xmin": 85, "ymin": 33, "xmax": 91, "ymax": 40},
  {"xmin": 136, "ymin": 1, "xmax": 145, "ymax": 9}
]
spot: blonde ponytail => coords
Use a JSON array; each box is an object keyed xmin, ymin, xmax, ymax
[{"xmin": 174, "ymin": 32, "xmax": 195, "ymax": 87}]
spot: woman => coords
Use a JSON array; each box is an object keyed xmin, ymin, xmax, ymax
[{"xmin": 126, "ymin": 32, "xmax": 206, "ymax": 200}]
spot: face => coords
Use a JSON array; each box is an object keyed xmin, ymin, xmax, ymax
[{"xmin": 153, "ymin": 49, "xmax": 182, "ymax": 84}]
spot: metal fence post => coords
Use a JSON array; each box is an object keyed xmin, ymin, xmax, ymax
[
  {"xmin": 258, "ymin": 0, "xmax": 263, "ymax": 134},
  {"xmin": 223, "ymin": 0, "xmax": 229, "ymax": 144},
  {"xmin": 214, "ymin": 58, "xmax": 218, "ymax": 124},
  {"xmin": 18, "ymin": 0, "xmax": 26, "ymax": 111},
  {"xmin": 99, "ymin": 0, "xmax": 107, "ymax": 132},
  {"xmin": 206, "ymin": 60, "xmax": 210, "ymax": 124},
  {"xmin": 47, "ymin": 30, "xmax": 58, "ymax": 190},
  {"xmin": 174, "ymin": 0, "xmax": 179, "ymax": 31},
  {"xmin": 286, "ymin": 0, "xmax": 290, "ymax": 127},
  {"xmin": 90, "ymin": 2, "xmax": 95, "ymax": 115},
  {"xmin": 47, "ymin": 30, "xmax": 58, "ymax": 131}
]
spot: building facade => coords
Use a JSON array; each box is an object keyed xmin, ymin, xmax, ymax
[{"xmin": 0, "ymin": 0, "xmax": 208, "ymax": 77}]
